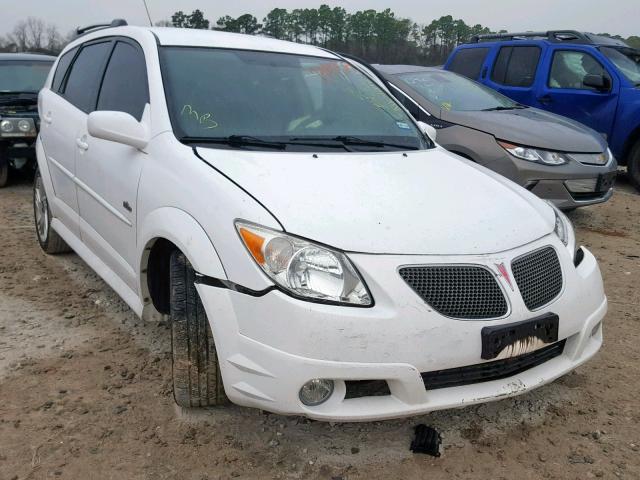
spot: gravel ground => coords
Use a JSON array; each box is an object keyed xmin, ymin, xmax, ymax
[{"xmin": 0, "ymin": 174, "xmax": 639, "ymax": 480}]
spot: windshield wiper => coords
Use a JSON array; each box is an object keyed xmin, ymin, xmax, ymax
[
  {"xmin": 180, "ymin": 135, "xmax": 287, "ymax": 150},
  {"xmin": 481, "ymin": 105, "xmax": 527, "ymax": 112},
  {"xmin": 0, "ymin": 91, "xmax": 38, "ymax": 96},
  {"xmin": 288, "ymin": 135, "xmax": 419, "ymax": 150}
]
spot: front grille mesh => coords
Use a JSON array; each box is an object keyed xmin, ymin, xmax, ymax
[
  {"xmin": 399, "ymin": 266, "xmax": 508, "ymax": 319},
  {"xmin": 512, "ymin": 247, "xmax": 563, "ymax": 310}
]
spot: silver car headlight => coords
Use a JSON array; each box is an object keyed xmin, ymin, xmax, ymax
[
  {"xmin": 0, "ymin": 117, "xmax": 36, "ymax": 137},
  {"xmin": 547, "ymin": 201, "xmax": 576, "ymax": 257},
  {"xmin": 236, "ymin": 221, "xmax": 373, "ymax": 306},
  {"xmin": 498, "ymin": 141, "xmax": 569, "ymax": 166}
]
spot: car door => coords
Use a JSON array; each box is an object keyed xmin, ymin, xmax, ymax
[
  {"xmin": 75, "ymin": 39, "xmax": 150, "ymax": 291},
  {"xmin": 535, "ymin": 47, "xmax": 618, "ymax": 139},
  {"xmin": 484, "ymin": 44, "xmax": 542, "ymax": 106},
  {"xmin": 38, "ymin": 46, "xmax": 83, "ymax": 236}
]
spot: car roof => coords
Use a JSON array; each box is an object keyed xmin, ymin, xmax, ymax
[
  {"xmin": 374, "ymin": 64, "xmax": 442, "ymax": 75},
  {"xmin": 0, "ymin": 53, "xmax": 56, "ymax": 62},
  {"xmin": 69, "ymin": 25, "xmax": 338, "ymax": 59}
]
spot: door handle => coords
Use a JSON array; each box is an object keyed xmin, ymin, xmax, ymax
[
  {"xmin": 76, "ymin": 137, "xmax": 89, "ymax": 151},
  {"xmin": 537, "ymin": 95, "xmax": 553, "ymax": 105},
  {"xmin": 43, "ymin": 112, "xmax": 53, "ymax": 124}
]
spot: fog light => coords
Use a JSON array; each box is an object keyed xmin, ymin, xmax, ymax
[{"xmin": 299, "ymin": 379, "xmax": 334, "ymax": 406}]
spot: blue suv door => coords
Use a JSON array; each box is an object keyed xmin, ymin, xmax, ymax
[{"xmin": 534, "ymin": 46, "xmax": 619, "ymax": 140}]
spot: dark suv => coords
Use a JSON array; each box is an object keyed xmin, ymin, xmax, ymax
[
  {"xmin": 0, "ymin": 53, "xmax": 55, "ymax": 187},
  {"xmin": 444, "ymin": 31, "xmax": 640, "ymax": 190}
]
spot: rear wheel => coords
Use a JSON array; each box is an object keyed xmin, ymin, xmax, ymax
[
  {"xmin": 33, "ymin": 169, "xmax": 70, "ymax": 254},
  {"xmin": 170, "ymin": 251, "xmax": 227, "ymax": 407},
  {"xmin": 628, "ymin": 141, "xmax": 640, "ymax": 192}
]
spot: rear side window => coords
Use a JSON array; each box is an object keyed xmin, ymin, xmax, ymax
[
  {"xmin": 448, "ymin": 48, "xmax": 489, "ymax": 79},
  {"xmin": 63, "ymin": 41, "xmax": 112, "ymax": 112},
  {"xmin": 97, "ymin": 41, "xmax": 149, "ymax": 120},
  {"xmin": 491, "ymin": 46, "xmax": 541, "ymax": 87},
  {"xmin": 52, "ymin": 47, "xmax": 77, "ymax": 92}
]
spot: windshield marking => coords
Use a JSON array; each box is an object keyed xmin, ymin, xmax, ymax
[{"xmin": 181, "ymin": 104, "xmax": 219, "ymax": 129}]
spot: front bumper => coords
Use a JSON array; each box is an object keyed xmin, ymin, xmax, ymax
[
  {"xmin": 197, "ymin": 237, "xmax": 606, "ymax": 421},
  {"xmin": 508, "ymin": 155, "xmax": 618, "ymax": 210}
]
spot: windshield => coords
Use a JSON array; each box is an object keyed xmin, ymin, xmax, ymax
[
  {"xmin": 0, "ymin": 61, "xmax": 53, "ymax": 93},
  {"xmin": 160, "ymin": 47, "xmax": 428, "ymax": 151},
  {"xmin": 601, "ymin": 47, "xmax": 640, "ymax": 84},
  {"xmin": 397, "ymin": 70, "xmax": 520, "ymax": 112}
]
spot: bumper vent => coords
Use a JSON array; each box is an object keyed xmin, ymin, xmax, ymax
[
  {"xmin": 399, "ymin": 266, "xmax": 508, "ymax": 319},
  {"xmin": 422, "ymin": 340, "xmax": 565, "ymax": 390},
  {"xmin": 511, "ymin": 247, "xmax": 563, "ymax": 310}
]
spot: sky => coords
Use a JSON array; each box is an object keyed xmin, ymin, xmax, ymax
[{"xmin": 1, "ymin": 0, "xmax": 638, "ymax": 39}]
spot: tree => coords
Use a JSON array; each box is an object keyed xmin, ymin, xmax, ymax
[
  {"xmin": 217, "ymin": 14, "xmax": 261, "ymax": 34},
  {"xmin": 172, "ymin": 9, "xmax": 209, "ymax": 29},
  {"xmin": 262, "ymin": 8, "xmax": 290, "ymax": 39}
]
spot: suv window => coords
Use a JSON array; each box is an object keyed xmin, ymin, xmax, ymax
[
  {"xmin": 549, "ymin": 50, "xmax": 611, "ymax": 90},
  {"xmin": 491, "ymin": 46, "xmax": 541, "ymax": 87},
  {"xmin": 52, "ymin": 47, "xmax": 78, "ymax": 92},
  {"xmin": 448, "ymin": 48, "xmax": 489, "ymax": 79},
  {"xmin": 63, "ymin": 41, "xmax": 112, "ymax": 113},
  {"xmin": 97, "ymin": 41, "xmax": 149, "ymax": 121}
]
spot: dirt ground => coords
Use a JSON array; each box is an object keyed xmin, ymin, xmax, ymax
[{"xmin": 0, "ymin": 173, "xmax": 639, "ymax": 480}]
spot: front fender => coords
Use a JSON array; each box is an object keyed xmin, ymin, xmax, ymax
[{"xmin": 138, "ymin": 206, "xmax": 227, "ymax": 280}]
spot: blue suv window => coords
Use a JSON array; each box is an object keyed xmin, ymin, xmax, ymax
[
  {"xmin": 491, "ymin": 46, "xmax": 541, "ymax": 87},
  {"xmin": 549, "ymin": 50, "xmax": 611, "ymax": 90},
  {"xmin": 448, "ymin": 48, "xmax": 489, "ymax": 79}
]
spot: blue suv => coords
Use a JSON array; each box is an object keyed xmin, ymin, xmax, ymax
[{"xmin": 444, "ymin": 31, "xmax": 640, "ymax": 190}]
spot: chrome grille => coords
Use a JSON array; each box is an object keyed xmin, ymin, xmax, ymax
[
  {"xmin": 399, "ymin": 266, "xmax": 508, "ymax": 319},
  {"xmin": 511, "ymin": 247, "xmax": 563, "ymax": 310}
]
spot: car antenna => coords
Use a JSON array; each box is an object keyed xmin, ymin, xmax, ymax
[{"xmin": 141, "ymin": 0, "xmax": 153, "ymax": 26}]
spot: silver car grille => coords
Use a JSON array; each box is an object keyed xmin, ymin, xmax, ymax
[
  {"xmin": 511, "ymin": 247, "xmax": 563, "ymax": 310},
  {"xmin": 399, "ymin": 266, "xmax": 508, "ymax": 320}
]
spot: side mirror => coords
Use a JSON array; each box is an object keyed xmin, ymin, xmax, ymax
[
  {"xmin": 417, "ymin": 120, "xmax": 437, "ymax": 142},
  {"xmin": 583, "ymin": 74, "xmax": 611, "ymax": 92},
  {"xmin": 87, "ymin": 111, "xmax": 149, "ymax": 150}
]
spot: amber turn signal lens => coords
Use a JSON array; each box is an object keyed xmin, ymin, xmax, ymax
[{"xmin": 239, "ymin": 227, "xmax": 265, "ymax": 265}]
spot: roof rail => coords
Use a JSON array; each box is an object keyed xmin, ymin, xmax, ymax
[
  {"xmin": 471, "ymin": 30, "xmax": 592, "ymax": 44},
  {"xmin": 76, "ymin": 19, "xmax": 128, "ymax": 36}
]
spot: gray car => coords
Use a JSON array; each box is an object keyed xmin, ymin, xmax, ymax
[{"xmin": 375, "ymin": 64, "xmax": 617, "ymax": 210}]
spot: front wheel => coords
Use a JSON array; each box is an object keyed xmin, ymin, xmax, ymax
[
  {"xmin": 628, "ymin": 141, "xmax": 640, "ymax": 192},
  {"xmin": 33, "ymin": 169, "xmax": 70, "ymax": 254},
  {"xmin": 170, "ymin": 251, "xmax": 227, "ymax": 407}
]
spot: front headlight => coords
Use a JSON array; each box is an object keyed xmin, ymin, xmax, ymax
[
  {"xmin": 498, "ymin": 141, "xmax": 569, "ymax": 166},
  {"xmin": 235, "ymin": 221, "xmax": 373, "ymax": 306},
  {"xmin": 547, "ymin": 201, "xmax": 576, "ymax": 256},
  {"xmin": 0, "ymin": 118, "xmax": 35, "ymax": 137}
]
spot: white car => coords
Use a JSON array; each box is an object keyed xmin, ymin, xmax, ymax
[{"xmin": 35, "ymin": 22, "xmax": 607, "ymax": 422}]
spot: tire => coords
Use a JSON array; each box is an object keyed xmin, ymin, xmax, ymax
[
  {"xmin": 0, "ymin": 161, "xmax": 7, "ymax": 188},
  {"xmin": 628, "ymin": 141, "xmax": 640, "ymax": 192},
  {"xmin": 33, "ymin": 169, "xmax": 71, "ymax": 254},
  {"xmin": 170, "ymin": 251, "xmax": 227, "ymax": 407}
]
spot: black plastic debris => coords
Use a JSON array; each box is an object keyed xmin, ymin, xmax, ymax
[{"xmin": 410, "ymin": 424, "xmax": 442, "ymax": 457}]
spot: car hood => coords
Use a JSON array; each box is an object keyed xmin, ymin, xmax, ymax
[
  {"xmin": 443, "ymin": 107, "xmax": 607, "ymax": 153},
  {"xmin": 196, "ymin": 147, "xmax": 555, "ymax": 255}
]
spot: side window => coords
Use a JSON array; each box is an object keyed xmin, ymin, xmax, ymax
[
  {"xmin": 448, "ymin": 48, "xmax": 490, "ymax": 79},
  {"xmin": 491, "ymin": 46, "xmax": 541, "ymax": 87},
  {"xmin": 63, "ymin": 41, "xmax": 112, "ymax": 113},
  {"xmin": 52, "ymin": 47, "xmax": 78, "ymax": 92},
  {"xmin": 97, "ymin": 41, "xmax": 149, "ymax": 121},
  {"xmin": 549, "ymin": 50, "xmax": 611, "ymax": 90}
]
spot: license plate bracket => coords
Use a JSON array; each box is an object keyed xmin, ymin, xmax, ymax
[{"xmin": 481, "ymin": 313, "xmax": 559, "ymax": 360}]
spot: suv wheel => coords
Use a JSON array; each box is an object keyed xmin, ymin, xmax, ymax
[
  {"xmin": 170, "ymin": 250, "xmax": 227, "ymax": 407},
  {"xmin": 628, "ymin": 141, "xmax": 640, "ymax": 192},
  {"xmin": 33, "ymin": 169, "xmax": 71, "ymax": 254}
]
